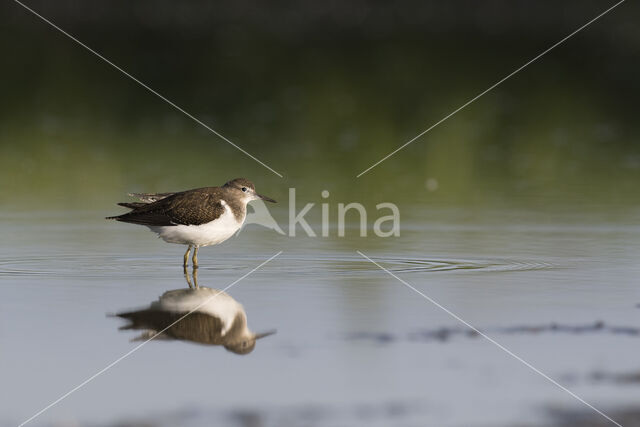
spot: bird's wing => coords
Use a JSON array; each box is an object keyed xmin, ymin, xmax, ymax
[
  {"xmin": 117, "ymin": 309, "xmax": 225, "ymax": 345},
  {"xmin": 109, "ymin": 188, "xmax": 226, "ymax": 226},
  {"xmin": 117, "ymin": 202, "xmax": 147, "ymax": 209},
  {"xmin": 128, "ymin": 192, "xmax": 176, "ymax": 203}
]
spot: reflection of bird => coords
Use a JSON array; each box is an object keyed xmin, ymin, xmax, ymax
[
  {"xmin": 106, "ymin": 178, "xmax": 276, "ymax": 269},
  {"xmin": 116, "ymin": 286, "xmax": 275, "ymax": 355}
]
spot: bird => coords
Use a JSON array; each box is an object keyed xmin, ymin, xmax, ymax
[
  {"xmin": 115, "ymin": 283, "xmax": 276, "ymax": 354},
  {"xmin": 106, "ymin": 178, "xmax": 276, "ymax": 268}
]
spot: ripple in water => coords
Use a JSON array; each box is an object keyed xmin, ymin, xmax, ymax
[
  {"xmin": 0, "ymin": 253, "xmax": 555, "ymax": 278},
  {"xmin": 276, "ymin": 254, "xmax": 555, "ymax": 275}
]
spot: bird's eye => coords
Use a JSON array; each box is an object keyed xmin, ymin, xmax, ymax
[{"xmin": 241, "ymin": 187, "xmax": 247, "ymax": 192}]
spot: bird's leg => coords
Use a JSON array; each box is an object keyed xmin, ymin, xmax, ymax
[
  {"xmin": 184, "ymin": 267, "xmax": 194, "ymax": 289},
  {"xmin": 192, "ymin": 267, "xmax": 199, "ymax": 289},
  {"xmin": 192, "ymin": 246, "xmax": 199, "ymax": 269},
  {"xmin": 183, "ymin": 245, "xmax": 192, "ymax": 269}
]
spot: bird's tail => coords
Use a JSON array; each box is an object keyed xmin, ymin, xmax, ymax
[
  {"xmin": 106, "ymin": 192, "xmax": 175, "ymax": 221},
  {"xmin": 106, "ymin": 201, "xmax": 148, "ymax": 220}
]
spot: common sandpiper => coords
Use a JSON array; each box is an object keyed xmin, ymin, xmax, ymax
[{"xmin": 106, "ymin": 178, "xmax": 276, "ymax": 268}]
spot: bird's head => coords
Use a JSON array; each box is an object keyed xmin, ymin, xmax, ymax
[
  {"xmin": 224, "ymin": 178, "xmax": 276, "ymax": 204},
  {"xmin": 224, "ymin": 330, "xmax": 276, "ymax": 355}
]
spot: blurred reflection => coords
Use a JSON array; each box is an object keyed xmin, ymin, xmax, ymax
[{"xmin": 115, "ymin": 270, "xmax": 275, "ymax": 354}]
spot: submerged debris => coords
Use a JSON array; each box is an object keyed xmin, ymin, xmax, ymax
[
  {"xmin": 590, "ymin": 370, "xmax": 640, "ymax": 384},
  {"xmin": 347, "ymin": 321, "xmax": 640, "ymax": 344},
  {"xmin": 407, "ymin": 327, "xmax": 479, "ymax": 342},
  {"xmin": 346, "ymin": 331, "xmax": 396, "ymax": 344},
  {"xmin": 543, "ymin": 407, "xmax": 640, "ymax": 427},
  {"xmin": 499, "ymin": 321, "xmax": 606, "ymax": 335}
]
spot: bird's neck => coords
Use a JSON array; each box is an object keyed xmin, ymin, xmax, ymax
[
  {"xmin": 225, "ymin": 198, "xmax": 247, "ymax": 223},
  {"xmin": 223, "ymin": 312, "xmax": 249, "ymax": 339}
]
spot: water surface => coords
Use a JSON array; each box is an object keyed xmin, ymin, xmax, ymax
[{"xmin": 2, "ymin": 206, "xmax": 639, "ymax": 427}]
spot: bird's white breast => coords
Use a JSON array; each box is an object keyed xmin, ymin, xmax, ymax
[
  {"xmin": 149, "ymin": 201, "xmax": 243, "ymax": 247},
  {"xmin": 153, "ymin": 288, "xmax": 243, "ymax": 336}
]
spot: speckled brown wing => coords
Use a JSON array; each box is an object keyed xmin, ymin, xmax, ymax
[
  {"xmin": 117, "ymin": 310, "xmax": 225, "ymax": 345},
  {"xmin": 109, "ymin": 187, "xmax": 226, "ymax": 226}
]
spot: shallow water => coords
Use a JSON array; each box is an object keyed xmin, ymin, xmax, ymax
[{"xmin": 2, "ymin": 207, "xmax": 639, "ymax": 427}]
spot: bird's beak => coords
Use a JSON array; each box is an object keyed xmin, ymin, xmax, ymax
[
  {"xmin": 254, "ymin": 329, "xmax": 277, "ymax": 339},
  {"xmin": 258, "ymin": 194, "xmax": 277, "ymax": 203}
]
